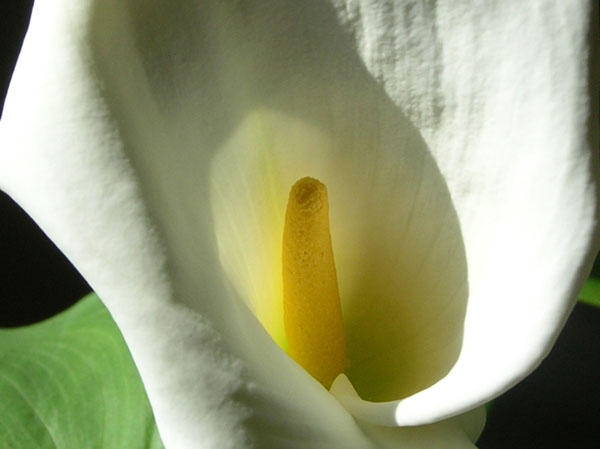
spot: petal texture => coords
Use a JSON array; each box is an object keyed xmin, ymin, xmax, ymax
[
  {"xmin": 0, "ymin": 2, "xmax": 379, "ymax": 448},
  {"xmin": 337, "ymin": 0, "xmax": 599, "ymax": 424},
  {"xmin": 0, "ymin": 0, "xmax": 597, "ymax": 446}
]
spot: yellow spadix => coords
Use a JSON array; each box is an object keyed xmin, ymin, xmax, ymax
[{"xmin": 282, "ymin": 177, "xmax": 348, "ymax": 388}]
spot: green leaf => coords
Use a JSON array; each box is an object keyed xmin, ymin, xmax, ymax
[
  {"xmin": 0, "ymin": 293, "xmax": 164, "ymax": 449},
  {"xmin": 579, "ymin": 277, "xmax": 600, "ymax": 308}
]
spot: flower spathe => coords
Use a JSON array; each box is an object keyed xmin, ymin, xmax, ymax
[{"xmin": 0, "ymin": 1, "xmax": 597, "ymax": 448}]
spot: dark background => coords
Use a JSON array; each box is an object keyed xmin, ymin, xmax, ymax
[{"xmin": 1, "ymin": 2, "xmax": 599, "ymax": 448}]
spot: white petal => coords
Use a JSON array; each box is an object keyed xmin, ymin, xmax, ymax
[
  {"xmin": 0, "ymin": 0, "xmax": 482, "ymax": 447},
  {"xmin": 0, "ymin": 1, "xmax": 596, "ymax": 446},
  {"xmin": 332, "ymin": 0, "xmax": 599, "ymax": 424},
  {"xmin": 358, "ymin": 406, "xmax": 486, "ymax": 449},
  {"xmin": 0, "ymin": 2, "xmax": 385, "ymax": 448}
]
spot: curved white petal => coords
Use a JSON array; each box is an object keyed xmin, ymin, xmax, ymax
[
  {"xmin": 0, "ymin": 1, "xmax": 597, "ymax": 448},
  {"xmin": 0, "ymin": 2, "xmax": 380, "ymax": 448},
  {"xmin": 335, "ymin": 0, "xmax": 600, "ymax": 425}
]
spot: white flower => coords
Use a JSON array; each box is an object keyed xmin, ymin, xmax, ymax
[{"xmin": 1, "ymin": 1, "xmax": 597, "ymax": 448}]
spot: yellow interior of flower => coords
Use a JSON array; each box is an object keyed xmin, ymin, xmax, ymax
[
  {"xmin": 211, "ymin": 109, "xmax": 467, "ymax": 401},
  {"xmin": 282, "ymin": 177, "xmax": 348, "ymax": 388}
]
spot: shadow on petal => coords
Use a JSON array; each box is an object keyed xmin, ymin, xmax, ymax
[{"xmin": 88, "ymin": 0, "xmax": 467, "ymax": 419}]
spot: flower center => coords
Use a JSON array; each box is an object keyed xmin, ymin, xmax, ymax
[{"xmin": 282, "ymin": 177, "xmax": 348, "ymax": 388}]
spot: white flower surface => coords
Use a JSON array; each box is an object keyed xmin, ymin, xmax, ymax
[{"xmin": 0, "ymin": 1, "xmax": 597, "ymax": 448}]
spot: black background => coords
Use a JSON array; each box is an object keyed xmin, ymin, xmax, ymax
[{"xmin": 1, "ymin": 3, "xmax": 599, "ymax": 448}]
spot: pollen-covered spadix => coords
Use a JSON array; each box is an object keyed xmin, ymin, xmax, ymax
[{"xmin": 282, "ymin": 177, "xmax": 348, "ymax": 388}]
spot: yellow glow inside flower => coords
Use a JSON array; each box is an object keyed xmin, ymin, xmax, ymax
[
  {"xmin": 282, "ymin": 177, "xmax": 348, "ymax": 388},
  {"xmin": 211, "ymin": 108, "xmax": 468, "ymax": 402}
]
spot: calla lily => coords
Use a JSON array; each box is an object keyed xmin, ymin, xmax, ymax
[{"xmin": 1, "ymin": 0, "xmax": 598, "ymax": 448}]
